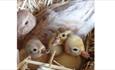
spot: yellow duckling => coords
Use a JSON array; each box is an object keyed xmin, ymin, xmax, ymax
[
  {"xmin": 64, "ymin": 34, "xmax": 90, "ymax": 58},
  {"xmin": 54, "ymin": 52, "xmax": 82, "ymax": 69},
  {"xmin": 48, "ymin": 29, "xmax": 72, "ymax": 56}
]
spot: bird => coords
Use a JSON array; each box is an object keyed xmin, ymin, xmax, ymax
[
  {"xmin": 17, "ymin": 9, "xmax": 36, "ymax": 38},
  {"xmin": 48, "ymin": 29, "xmax": 72, "ymax": 56},
  {"xmin": 25, "ymin": 38, "xmax": 47, "ymax": 58},
  {"xmin": 64, "ymin": 33, "xmax": 90, "ymax": 58}
]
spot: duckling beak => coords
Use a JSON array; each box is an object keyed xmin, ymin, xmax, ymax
[
  {"xmin": 81, "ymin": 51, "xmax": 90, "ymax": 59},
  {"xmin": 52, "ymin": 37, "xmax": 61, "ymax": 46}
]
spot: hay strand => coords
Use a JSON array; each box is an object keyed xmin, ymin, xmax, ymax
[
  {"xmin": 17, "ymin": 56, "xmax": 31, "ymax": 69},
  {"xmin": 49, "ymin": 51, "xmax": 56, "ymax": 68},
  {"xmin": 25, "ymin": 59, "xmax": 73, "ymax": 70}
]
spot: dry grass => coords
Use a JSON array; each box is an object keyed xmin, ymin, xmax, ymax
[{"xmin": 80, "ymin": 29, "xmax": 94, "ymax": 70}]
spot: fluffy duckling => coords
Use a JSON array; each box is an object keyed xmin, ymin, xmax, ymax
[
  {"xmin": 25, "ymin": 38, "xmax": 47, "ymax": 58},
  {"xmin": 64, "ymin": 34, "xmax": 90, "ymax": 58},
  {"xmin": 48, "ymin": 29, "xmax": 72, "ymax": 56}
]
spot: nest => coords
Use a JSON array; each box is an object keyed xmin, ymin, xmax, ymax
[{"xmin": 17, "ymin": 0, "xmax": 94, "ymax": 70}]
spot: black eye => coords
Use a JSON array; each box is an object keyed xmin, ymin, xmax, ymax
[
  {"xmin": 62, "ymin": 34, "xmax": 65, "ymax": 37},
  {"xmin": 25, "ymin": 21, "xmax": 28, "ymax": 25},
  {"xmin": 73, "ymin": 48, "xmax": 78, "ymax": 51},
  {"xmin": 33, "ymin": 48, "xmax": 37, "ymax": 52}
]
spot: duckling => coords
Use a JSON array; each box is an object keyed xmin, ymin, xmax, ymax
[
  {"xmin": 25, "ymin": 38, "xmax": 47, "ymax": 58},
  {"xmin": 48, "ymin": 29, "xmax": 72, "ymax": 56},
  {"xmin": 64, "ymin": 34, "xmax": 90, "ymax": 58}
]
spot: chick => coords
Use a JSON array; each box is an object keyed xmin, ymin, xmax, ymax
[
  {"xmin": 25, "ymin": 38, "xmax": 47, "ymax": 58},
  {"xmin": 64, "ymin": 34, "xmax": 90, "ymax": 58},
  {"xmin": 48, "ymin": 30, "xmax": 72, "ymax": 56},
  {"xmin": 17, "ymin": 9, "xmax": 36, "ymax": 38}
]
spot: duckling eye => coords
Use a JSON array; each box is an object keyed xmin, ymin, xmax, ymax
[
  {"xmin": 61, "ymin": 33, "xmax": 66, "ymax": 38},
  {"xmin": 31, "ymin": 48, "xmax": 38, "ymax": 54},
  {"xmin": 25, "ymin": 21, "xmax": 28, "ymax": 25},
  {"xmin": 73, "ymin": 48, "xmax": 78, "ymax": 51},
  {"xmin": 62, "ymin": 34, "xmax": 65, "ymax": 37},
  {"xmin": 33, "ymin": 48, "xmax": 37, "ymax": 52}
]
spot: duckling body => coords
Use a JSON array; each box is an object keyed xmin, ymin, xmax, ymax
[{"xmin": 54, "ymin": 52, "xmax": 82, "ymax": 69}]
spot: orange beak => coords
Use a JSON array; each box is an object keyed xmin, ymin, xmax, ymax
[
  {"xmin": 52, "ymin": 37, "xmax": 61, "ymax": 46},
  {"xmin": 81, "ymin": 51, "xmax": 90, "ymax": 59}
]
